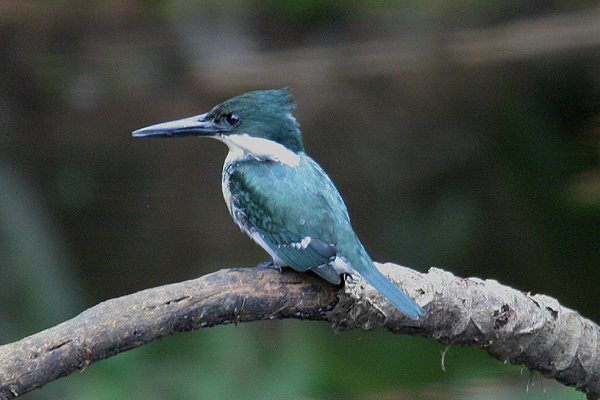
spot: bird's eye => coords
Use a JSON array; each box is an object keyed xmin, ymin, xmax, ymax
[{"xmin": 224, "ymin": 113, "xmax": 240, "ymax": 125}]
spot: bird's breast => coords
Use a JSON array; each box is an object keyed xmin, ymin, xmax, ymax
[
  {"xmin": 220, "ymin": 158, "xmax": 288, "ymax": 266},
  {"xmin": 221, "ymin": 157, "xmax": 271, "ymax": 237},
  {"xmin": 221, "ymin": 161, "xmax": 243, "ymax": 227}
]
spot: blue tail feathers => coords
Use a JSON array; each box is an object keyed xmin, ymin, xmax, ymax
[{"xmin": 358, "ymin": 266, "xmax": 426, "ymax": 320}]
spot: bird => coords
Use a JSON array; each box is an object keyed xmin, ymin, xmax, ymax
[{"xmin": 132, "ymin": 88, "xmax": 426, "ymax": 319}]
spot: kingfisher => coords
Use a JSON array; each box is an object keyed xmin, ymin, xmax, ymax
[{"xmin": 132, "ymin": 88, "xmax": 425, "ymax": 319}]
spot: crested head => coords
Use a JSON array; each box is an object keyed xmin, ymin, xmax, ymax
[
  {"xmin": 207, "ymin": 88, "xmax": 304, "ymax": 153},
  {"xmin": 132, "ymin": 88, "xmax": 305, "ymax": 156}
]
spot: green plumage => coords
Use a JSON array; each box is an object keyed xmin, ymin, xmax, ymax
[
  {"xmin": 226, "ymin": 155, "xmax": 348, "ymax": 280},
  {"xmin": 132, "ymin": 88, "xmax": 426, "ymax": 319},
  {"xmin": 207, "ymin": 89, "xmax": 304, "ymax": 153}
]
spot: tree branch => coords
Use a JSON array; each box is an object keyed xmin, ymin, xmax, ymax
[{"xmin": 0, "ymin": 263, "xmax": 598, "ymax": 399}]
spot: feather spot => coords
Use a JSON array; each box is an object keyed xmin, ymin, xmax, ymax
[
  {"xmin": 331, "ymin": 256, "xmax": 356, "ymax": 275},
  {"xmin": 291, "ymin": 236, "xmax": 312, "ymax": 249}
]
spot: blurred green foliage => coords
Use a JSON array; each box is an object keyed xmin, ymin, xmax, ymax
[{"xmin": 1, "ymin": 0, "xmax": 598, "ymax": 398}]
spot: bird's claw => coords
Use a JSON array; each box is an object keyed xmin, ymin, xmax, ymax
[{"xmin": 256, "ymin": 258, "xmax": 282, "ymax": 272}]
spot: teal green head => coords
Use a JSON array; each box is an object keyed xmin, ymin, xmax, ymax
[{"xmin": 132, "ymin": 88, "xmax": 304, "ymax": 154}]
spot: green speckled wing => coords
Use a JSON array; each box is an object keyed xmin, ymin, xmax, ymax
[{"xmin": 227, "ymin": 156, "xmax": 348, "ymax": 277}]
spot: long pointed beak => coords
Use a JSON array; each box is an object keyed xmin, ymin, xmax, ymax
[{"xmin": 132, "ymin": 113, "xmax": 224, "ymax": 138}]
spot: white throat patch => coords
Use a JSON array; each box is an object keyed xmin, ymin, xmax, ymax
[{"xmin": 220, "ymin": 134, "xmax": 301, "ymax": 167}]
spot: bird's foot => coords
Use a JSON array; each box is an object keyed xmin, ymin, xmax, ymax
[{"xmin": 256, "ymin": 258, "xmax": 282, "ymax": 272}]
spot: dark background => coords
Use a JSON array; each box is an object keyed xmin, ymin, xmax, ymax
[{"xmin": 1, "ymin": 1, "xmax": 599, "ymax": 398}]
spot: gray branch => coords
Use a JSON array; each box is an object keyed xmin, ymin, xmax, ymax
[{"xmin": 0, "ymin": 263, "xmax": 598, "ymax": 399}]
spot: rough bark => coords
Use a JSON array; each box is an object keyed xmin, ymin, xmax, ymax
[{"xmin": 0, "ymin": 263, "xmax": 597, "ymax": 399}]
